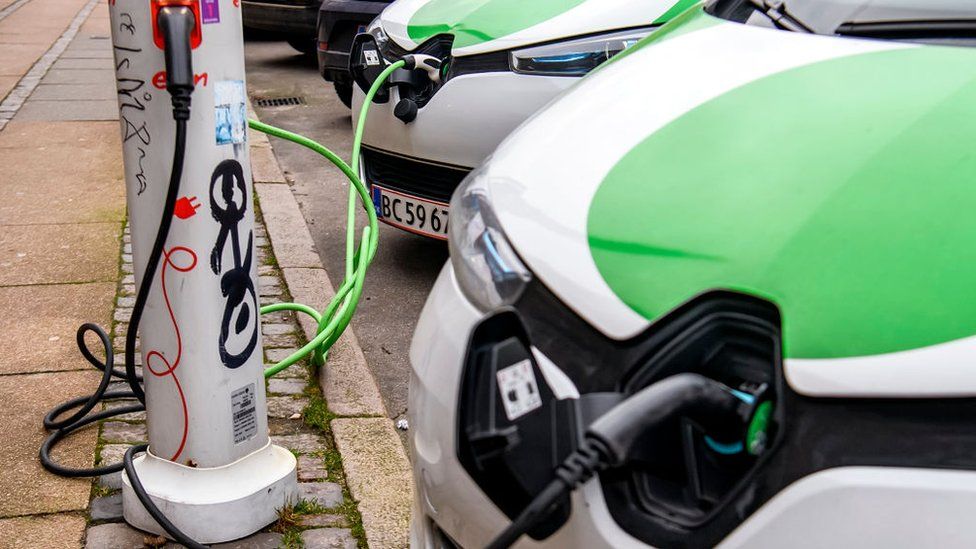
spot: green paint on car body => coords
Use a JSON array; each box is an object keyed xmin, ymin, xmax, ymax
[
  {"xmin": 652, "ymin": 0, "xmax": 700, "ymax": 24},
  {"xmin": 406, "ymin": 0, "xmax": 703, "ymax": 50},
  {"xmin": 588, "ymin": 46, "xmax": 976, "ymax": 360},
  {"xmin": 407, "ymin": 0, "xmax": 587, "ymax": 49}
]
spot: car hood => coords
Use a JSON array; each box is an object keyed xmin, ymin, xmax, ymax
[
  {"xmin": 480, "ymin": 8, "xmax": 976, "ymax": 392},
  {"xmin": 377, "ymin": 0, "xmax": 696, "ymax": 56}
]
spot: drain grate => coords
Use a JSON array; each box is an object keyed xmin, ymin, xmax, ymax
[{"xmin": 254, "ymin": 96, "xmax": 306, "ymax": 108}]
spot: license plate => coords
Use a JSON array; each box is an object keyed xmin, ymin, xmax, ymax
[{"xmin": 371, "ymin": 185, "xmax": 449, "ymax": 239}]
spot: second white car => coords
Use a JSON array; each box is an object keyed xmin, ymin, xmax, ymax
[{"xmin": 351, "ymin": 0, "xmax": 696, "ymax": 239}]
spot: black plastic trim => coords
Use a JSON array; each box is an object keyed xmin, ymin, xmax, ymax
[
  {"xmin": 361, "ymin": 146, "xmax": 470, "ymax": 203},
  {"xmin": 456, "ymin": 310, "xmax": 576, "ymax": 539}
]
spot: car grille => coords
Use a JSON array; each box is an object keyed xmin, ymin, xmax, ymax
[{"xmin": 362, "ymin": 147, "xmax": 471, "ymax": 203}]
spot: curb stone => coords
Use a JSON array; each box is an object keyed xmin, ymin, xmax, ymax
[{"xmin": 332, "ymin": 418, "xmax": 412, "ymax": 549}]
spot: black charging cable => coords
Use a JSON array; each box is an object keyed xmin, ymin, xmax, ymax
[
  {"xmin": 40, "ymin": 6, "xmax": 206, "ymax": 548},
  {"xmin": 486, "ymin": 373, "xmax": 762, "ymax": 549}
]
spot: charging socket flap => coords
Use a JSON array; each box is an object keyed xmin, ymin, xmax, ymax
[
  {"xmin": 457, "ymin": 311, "xmax": 578, "ymax": 539},
  {"xmin": 350, "ymin": 33, "xmax": 390, "ymax": 103}
]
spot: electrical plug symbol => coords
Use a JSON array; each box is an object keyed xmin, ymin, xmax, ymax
[{"xmin": 174, "ymin": 196, "xmax": 200, "ymax": 219}]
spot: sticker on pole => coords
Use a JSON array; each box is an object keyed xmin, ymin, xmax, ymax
[
  {"xmin": 496, "ymin": 359, "xmax": 542, "ymax": 421},
  {"xmin": 231, "ymin": 383, "xmax": 258, "ymax": 444},
  {"xmin": 215, "ymin": 80, "xmax": 246, "ymax": 145},
  {"xmin": 201, "ymin": 0, "xmax": 220, "ymax": 24}
]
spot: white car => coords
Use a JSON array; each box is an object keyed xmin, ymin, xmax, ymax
[
  {"xmin": 350, "ymin": 0, "xmax": 696, "ymax": 239},
  {"xmin": 409, "ymin": 0, "xmax": 976, "ymax": 547}
]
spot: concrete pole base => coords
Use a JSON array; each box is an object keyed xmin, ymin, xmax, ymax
[{"xmin": 121, "ymin": 442, "xmax": 298, "ymax": 544}]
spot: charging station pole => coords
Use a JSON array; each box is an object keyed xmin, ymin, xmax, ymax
[{"xmin": 108, "ymin": 0, "xmax": 297, "ymax": 542}]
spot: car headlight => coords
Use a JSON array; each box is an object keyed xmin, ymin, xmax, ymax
[
  {"xmin": 510, "ymin": 27, "xmax": 654, "ymax": 76},
  {"xmin": 449, "ymin": 167, "xmax": 532, "ymax": 311}
]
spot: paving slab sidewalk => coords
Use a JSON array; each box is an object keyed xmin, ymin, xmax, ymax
[
  {"xmin": 0, "ymin": 0, "xmax": 93, "ymax": 102},
  {"xmin": 0, "ymin": 0, "xmax": 120, "ymax": 545}
]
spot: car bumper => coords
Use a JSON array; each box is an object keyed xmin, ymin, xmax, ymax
[
  {"xmin": 241, "ymin": 1, "xmax": 318, "ymax": 36},
  {"xmin": 318, "ymin": 49, "xmax": 350, "ymax": 81}
]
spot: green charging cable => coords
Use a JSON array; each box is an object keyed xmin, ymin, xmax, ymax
[{"xmin": 252, "ymin": 59, "xmax": 406, "ymax": 378}]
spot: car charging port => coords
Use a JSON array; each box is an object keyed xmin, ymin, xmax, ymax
[
  {"xmin": 459, "ymin": 294, "xmax": 784, "ymax": 548},
  {"xmin": 609, "ymin": 309, "xmax": 781, "ymax": 530},
  {"xmin": 349, "ymin": 33, "xmax": 450, "ymax": 123}
]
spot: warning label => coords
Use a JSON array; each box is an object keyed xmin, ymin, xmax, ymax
[
  {"xmin": 496, "ymin": 359, "xmax": 543, "ymax": 421},
  {"xmin": 231, "ymin": 383, "xmax": 258, "ymax": 444}
]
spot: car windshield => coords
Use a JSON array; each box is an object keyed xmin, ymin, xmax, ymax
[{"xmin": 709, "ymin": 0, "xmax": 976, "ymax": 46}]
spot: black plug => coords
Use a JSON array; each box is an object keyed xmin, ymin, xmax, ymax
[
  {"xmin": 158, "ymin": 6, "xmax": 196, "ymax": 120},
  {"xmin": 587, "ymin": 373, "xmax": 751, "ymax": 467}
]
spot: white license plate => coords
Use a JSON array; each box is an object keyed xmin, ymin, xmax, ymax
[{"xmin": 371, "ymin": 185, "xmax": 449, "ymax": 239}]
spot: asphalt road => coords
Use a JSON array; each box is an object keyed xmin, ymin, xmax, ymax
[{"xmin": 244, "ymin": 38, "xmax": 448, "ymax": 424}]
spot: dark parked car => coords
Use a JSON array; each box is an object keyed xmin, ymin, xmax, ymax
[
  {"xmin": 242, "ymin": 0, "xmax": 321, "ymax": 54},
  {"xmin": 317, "ymin": 0, "xmax": 392, "ymax": 107}
]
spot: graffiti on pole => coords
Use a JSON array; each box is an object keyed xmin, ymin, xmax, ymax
[{"xmin": 209, "ymin": 159, "xmax": 258, "ymax": 369}]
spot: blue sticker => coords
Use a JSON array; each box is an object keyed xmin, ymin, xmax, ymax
[{"xmin": 214, "ymin": 80, "xmax": 246, "ymax": 145}]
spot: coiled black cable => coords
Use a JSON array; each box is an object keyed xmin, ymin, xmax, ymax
[{"xmin": 39, "ymin": 119, "xmax": 185, "ymax": 475}]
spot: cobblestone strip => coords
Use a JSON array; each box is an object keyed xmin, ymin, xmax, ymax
[{"xmin": 83, "ymin": 214, "xmax": 360, "ymax": 548}]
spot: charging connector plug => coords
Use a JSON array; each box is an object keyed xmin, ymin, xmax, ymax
[
  {"xmin": 158, "ymin": 6, "xmax": 196, "ymax": 120},
  {"xmin": 401, "ymin": 54, "xmax": 442, "ymax": 83}
]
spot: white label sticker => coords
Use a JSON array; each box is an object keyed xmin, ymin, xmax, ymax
[
  {"xmin": 231, "ymin": 383, "xmax": 258, "ymax": 444},
  {"xmin": 363, "ymin": 49, "xmax": 380, "ymax": 66},
  {"xmin": 496, "ymin": 359, "xmax": 543, "ymax": 421}
]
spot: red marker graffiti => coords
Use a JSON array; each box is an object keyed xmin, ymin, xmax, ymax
[
  {"xmin": 152, "ymin": 71, "xmax": 209, "ymax": 90},
  {"xmin": 174, "ymin": 195, "xmax": 200, "ymax": 219},
  {"xmin": 145, "ymin": 246, "xmax": 198, "ymax": 462}
]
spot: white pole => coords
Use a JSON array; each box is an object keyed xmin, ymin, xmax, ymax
[{"xmin": 108, "ymin": 0, "xmax": 297, "ymax": 542}]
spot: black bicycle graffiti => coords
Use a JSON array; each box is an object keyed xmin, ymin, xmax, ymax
[{"xmin": 209, "ymin": 159, "xmax": 258, "ymax": 369}]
